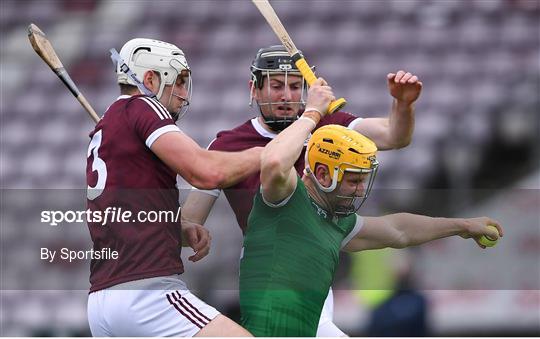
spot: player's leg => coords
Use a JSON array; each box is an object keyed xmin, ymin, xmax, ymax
[
  {"xmin": 195, "ymin": 314, "xmax": 252, "ymax": 337},
  {"xmin": 317, "ymin": 288, "xmax": 348, "ymax": 337},
  {"xmin": 164, "ymin": 284, "xmax": 251, "ymax": 337},
  {"xmin": 87, "ymin": 290, "xmax": 112, "ymax": 336},
  {"xmin": 87, "ymin": 275, "xmax": 250, "ymax": 337}
]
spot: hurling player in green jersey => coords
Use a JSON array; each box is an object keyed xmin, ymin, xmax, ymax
[{"xmin": 239, "ymin": 78, "xmax": 504, "ymax": 337}]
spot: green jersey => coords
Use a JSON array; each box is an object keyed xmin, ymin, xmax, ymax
[{"xmin": 239, "ymin": 179, "xmax": 362, "ymax": 336}]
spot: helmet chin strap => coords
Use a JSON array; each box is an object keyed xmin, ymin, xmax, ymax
[
  {"xmin": 167, "ymin": 91, "xmax": 190, "ymax": 122},
  {"xmin": 110, "ymin": 48, "xmax": 156, "ymax": 98},
  {"xmin": 305, "ymin": 167, "xmax": 361, "ymax": 217},
  {"xmin": 323, "ymin": 184, "xmax": 359, "ymax": 217},
  {"xmin": 259, "ymin": 106, "xmax": 299, "ymax": 132},
  {"xmin": 257, "ymin": 93, "xmax": 302, "ymax": 132},
  {"xmin": 251, "ymin": 68, "xmax": 306, "ymax": 132},
  {"xmin": 304, "ymin": 176, "xmax": 336, "ymax": 216},
  {"xmin": 333, "ymin": 193, "xmax": 359, "ymax": 216}
]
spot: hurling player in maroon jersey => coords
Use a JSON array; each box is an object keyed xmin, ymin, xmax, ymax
[
  {"xmin": 181, "ymin": 45, "xmax": 423, "ymax": 337},
  {"xmin": 86, "ymin": 38, "xmax": 264, "ymax": 337}
]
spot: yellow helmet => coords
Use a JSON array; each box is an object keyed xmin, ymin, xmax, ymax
[{"xmin": 305, "ymin": 125, "xmax": 378, "ymax": 214}]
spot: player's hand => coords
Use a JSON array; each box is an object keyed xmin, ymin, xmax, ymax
[
  {"xmin": 181, "ymin": 220, "xmax": 211, "ymax": 262},
  {"xmin": 458, "ymin": 217, "xmax": 503, "ymax": 249},
  {"xmin": 305, "ymin": 77, "xmax": 335, "ymax": 117},
  {"xmin": 387, "ymin": 70, "xmax": 423, "ymax": 105}
]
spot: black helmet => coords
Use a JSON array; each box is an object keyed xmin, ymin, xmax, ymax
[
  {"xmin": 250, "ymin": 45, "xmax": 303, "ymax": 88},
  {"xmin": 250, "ymin": 45, "xmax": 309, "ymax": 132}
]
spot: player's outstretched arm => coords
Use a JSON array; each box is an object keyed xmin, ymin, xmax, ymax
[
  {"xmin": 343, "ymin": 213, "xmax": 503, "ymax": 252},
  {"xmin": 182, "ymin": 190, "xmax": 218, "ymax": 226},
  {"xmin": 181, "ymin": 219, "xmax": 211, "ymax": 262},
  {"xmin": 179, "ymin": 180, "xmax": 222, "ymax": 263},
  {"xmin": 151, "ymin": 132, "xmax": 263, "ymax": 189},
  {"xmin": 353, "ymin": 70, "xmax": 422, "ymax": 150},
  {"xmin": 261, "ymin": 78, "xmax": 334, "ymax": 203},
  {"xmin": 180, "ymin": 191, "xmax": 218, "ymax": 262}
]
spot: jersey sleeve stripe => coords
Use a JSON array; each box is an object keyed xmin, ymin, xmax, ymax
[
  {"xmin": 145, "ymin": 125, "xmax": 181, "ymax": 148},
  {"xmin": 150, "ymin": 97, "xmax": 173, "ymax": 120},
  {"xmin": 260, "ymin": 184, "xmax": 296, "ymax": 208},
  {"xmin": 341, "ymin": 216, "xmax": 364, "ymax": 249},
  {"xmin": 191, "ymin": 187, "xmax": 221, "ymax": 197},
  {"xmin": 347, "ymin": 117, "xmax": 363, "ymax": 130},
  {"xmin": 206, "ymin": 138, "xmax": 217, "ymax": 150},
  {"xmin": 139, "ymin": 97, "xmax": 166, "ymax": 120}
]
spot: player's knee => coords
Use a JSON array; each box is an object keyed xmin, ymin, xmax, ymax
[{"xmin": 195, "ymin": 314, "xmax": 252, "ymax": 337}]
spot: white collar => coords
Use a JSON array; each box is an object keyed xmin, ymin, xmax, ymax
[
  {"xmin": 251, "ymin": 117, "xmax": 278, "ymax": 139},
  {"xmin": 250, "ymin": 117, "xmax": 311, "ymax": 146}
]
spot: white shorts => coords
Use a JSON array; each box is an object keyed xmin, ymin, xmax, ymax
[
  {"xmin": 317, "ymin": 288, "xmax": 347, "ymax": 337},
  {"xmin": 87, "ymin": 275, "xmax": 220, "ymax": 337}
]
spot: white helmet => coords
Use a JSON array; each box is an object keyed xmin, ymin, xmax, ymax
[{"xmin": 117, "ymin": 38, "xmax": 192, "ymax": 111}]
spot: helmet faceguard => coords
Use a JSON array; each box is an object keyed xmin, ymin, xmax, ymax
[
  {"xmin": 249, "ymin": 45, "xmax": 310, "ymax": 132},
  {"xmin": 332, "ymin": 159, "xmax": 378, "ymax": 216},
  {"xmin": 164, "ymin": 67, "xmax": 192, "ymax": 121},
  {"xmin": 305, "ymin": 125, "xmax": 379, "ymax": 216},
  {"xmin": 115, "ymin": 38, "xmax": 192, "ymax": 121}
]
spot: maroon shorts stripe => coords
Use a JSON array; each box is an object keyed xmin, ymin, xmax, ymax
[
  {"xmin": 166, "ymin": 293, "xmax": 203, "ymax": 329},
  {"xmin": 172, "ymin": 292, "xmax": 209, "ymax": 326},
  {"xmin": 175, "ymin": 291, "xmax": 212, "ymax": 322}
]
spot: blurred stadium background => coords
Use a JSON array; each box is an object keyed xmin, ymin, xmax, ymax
[{"xmin": 1, "ymin": 0, "xmax": 539, "ymax": 336}]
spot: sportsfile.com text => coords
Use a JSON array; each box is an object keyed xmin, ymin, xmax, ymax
[{"xmin": 40, "ymin": 206, "xmax": 182, "ymax": 226}]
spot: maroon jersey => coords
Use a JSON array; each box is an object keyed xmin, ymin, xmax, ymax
[
  {"xmin": 207, "ymin": 112, "xmax": 360, "ymax": 234},
  {"xmin": 86, "ymin": 95, "xmax": 183, "ymax": 292}
]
